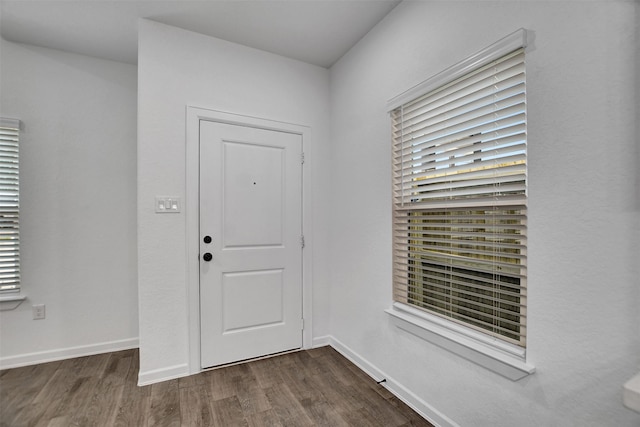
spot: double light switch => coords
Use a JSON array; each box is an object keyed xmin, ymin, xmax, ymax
[{"xmin": 155, "ymin": 197, "xmax": 180, "ymax": 213}]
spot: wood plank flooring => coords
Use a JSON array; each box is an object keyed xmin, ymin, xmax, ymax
[{"xmin": 0, "ymin": 346, "xmax": 433, "ymax": 427}]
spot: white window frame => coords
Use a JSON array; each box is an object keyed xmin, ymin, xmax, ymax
[{"xmin": 385, "ymin": 29, "xmax": 535, "ymax": 380}]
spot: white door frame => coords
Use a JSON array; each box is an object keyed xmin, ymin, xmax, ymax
[{"xmin": 185, "ymin": 106, "xmax": 313, "ymax": 375}]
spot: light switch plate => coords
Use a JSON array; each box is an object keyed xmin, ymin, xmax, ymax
[{"xmin": 155, "ymin": 197, "xmax": 181, "ymax": 213}]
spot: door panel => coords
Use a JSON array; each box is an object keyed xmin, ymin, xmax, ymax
[
  {"xmin": 222, "ymin": 142, "xmax": 284, "ymax": 247},
  {"xmin": 222, "ymin": 269, "xmax": 284, "ymax": 332},
  {"xmin": 199, "ymin": 121, "xmax": 302, "ymax": 368}
]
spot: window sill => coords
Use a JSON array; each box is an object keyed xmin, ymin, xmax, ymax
[
  {"xmin": 385, "ymin": 302, "xmax": 535, "ymax": 381},
  {"xmin": 0, "ymin": 294, "xmax": 27, "ymax": 311}
]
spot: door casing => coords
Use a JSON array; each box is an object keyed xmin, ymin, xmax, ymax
[{"xmin": 186, "ymin": 106, "xmax": 313, "ymax": 375}]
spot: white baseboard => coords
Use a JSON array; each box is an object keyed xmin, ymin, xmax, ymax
[
  {"xmin": 138, "ymin": 363, "xmax": 190, "ymax": 386},
  {"xmin": 0, "ymin": 337, "xmax": 139, "ymax": 370},
  {"xmin": 137, "ymin": 334, "xmax": 327, "ymax": 386},
  {"xmin": 311, "ymin": 335, "xmax": 332, "ymax": 348},
  {"xmin": 326, "ymin": 335, "xmax": 459, "ymax": 427},
  {"xmin": 0, "ymin": 331, "xmax": 454, "ymax": 427}
]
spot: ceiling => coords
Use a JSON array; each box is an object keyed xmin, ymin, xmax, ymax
[{"xmin": 0, "ymin": 0, "xmax": 401, "ymax": 68}]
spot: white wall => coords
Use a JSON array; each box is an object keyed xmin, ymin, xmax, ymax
[
  {"xmin": 0, "ymin": 40, "xmax": 138, "ymax": 367},
  {"xmin": 328, "ymin": 1, "xmax": 639, "ymax": 426},
  {"xmin": 137, "ymin": 20, "xmax": 331, "ymax": 382},
  {"xmin": 2, "ymin": 4, "xmax": 637, "ymax": 424}
]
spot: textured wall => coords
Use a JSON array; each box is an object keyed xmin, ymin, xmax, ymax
[
  {"xmin": 0, "ymin": 40, "xmax": 138, "ymax": 365},
  {"xmin": 328, "ymin": 1, "xmax": 639, "ymax": 425},
  {"xmin": 137, "ymin": 20, "xmax": 331, "ymax": 380}
]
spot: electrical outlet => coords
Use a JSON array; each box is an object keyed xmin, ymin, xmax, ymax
[{"xmin": 32, "ymin": 304, "xmax": 45, "ymax": 320}]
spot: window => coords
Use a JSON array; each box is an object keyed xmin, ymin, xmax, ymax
[
  {"xmin": 0, "ymin": 118, "xmax": 20, "ymax": 293},
  {"xmin": 390, "ymin": 33, "xmax": 527, "ymax": 348}
]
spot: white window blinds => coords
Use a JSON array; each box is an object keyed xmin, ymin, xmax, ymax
[
  {"xmin": 0, "ymin": 118, "xmax": 20, "ymax": 292},
  {"xmin": 390, "ymin": 41, "xmax": 527, "ymax": 346}
]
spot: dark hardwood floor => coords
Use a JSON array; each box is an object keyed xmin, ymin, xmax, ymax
[{"xmin": 0, "ymin": 346, "xmax": 433, "ymax": 427}]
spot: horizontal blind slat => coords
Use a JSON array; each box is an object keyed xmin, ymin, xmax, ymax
[
  {"xmin": 402, "ymin": 81, "xmax": 525, "ymax": 136},
  {"xmin": 394, "ymin": 195, "xmax": 526, "ymax": 210},
  {"xmin": 0, "ymin": 119, "xmax": 19, "ymax": 294},
  {"xmin": 394, "ymin": 121, "xmax": 525, "ymax": 160},
  {"xmin": 394, "ymin": 128, "xmax": 525, "ymax": 165},
  {"xmin": 399, "ymin": 105, "xmax": 525, "ymax": 153},
  {"xmin": 392, "ymin": 47, "xmax": 526, "ymax": 346},
  {"xmin": 401, "ymin": 50, "xmax": 525, "ymax": 118}
]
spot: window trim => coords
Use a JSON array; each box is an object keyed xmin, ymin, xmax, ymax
[
  {"xmin": 386, "ymin": 29, "xmax": 534, "ymax": 380},
  {"xmin": 386, "ymin": 302, "xmax": 534, "ymax": 381}
]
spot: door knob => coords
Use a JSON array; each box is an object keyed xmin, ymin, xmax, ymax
[
  {"xmin": 203, "ymin": 253, "xmax": 213, "ymax": 262},
  {"xmin": 203, "ymin": 236, "xmax": 212, "ymax": 244}
]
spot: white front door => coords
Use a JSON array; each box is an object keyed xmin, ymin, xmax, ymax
[{"xmin": 199, "ymin": 120, "xmax": 303, "ymax": 369}]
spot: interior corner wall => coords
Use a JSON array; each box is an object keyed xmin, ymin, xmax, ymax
[
  {"xmin": 0, "ymin": 39, "xmax": 138, "ymax": 367},
  {"xmin": 328, "ymin": 1, "xmax": 640, "ymax": 426},
  {"xmin": 137, "ymin": 20, "xmax": 331, "ymax": 381}
]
